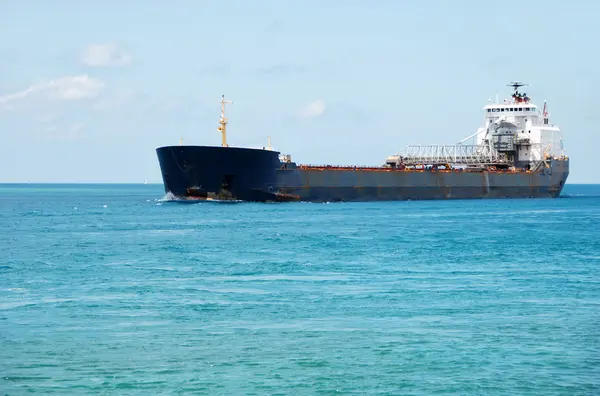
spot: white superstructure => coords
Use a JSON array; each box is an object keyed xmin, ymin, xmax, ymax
[
  {"xmin": 389, "ymin": 82, "xmax": 566, "ymax": 169},
  {"xmin": 477, "ymin": 83, "xmax": 564, "ymax": 163}
]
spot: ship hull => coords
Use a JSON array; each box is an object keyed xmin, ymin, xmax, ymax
[
  {"xmin": 277, "ymin": 160, "xmax": 569, "ymax": 201},
  {"xmin": 156, "ymin": 146, "xmax": 569, "ymax": 202},
  {"xmin": 156, "ymin": 146, "xmax": 282, "ymax": 201}
]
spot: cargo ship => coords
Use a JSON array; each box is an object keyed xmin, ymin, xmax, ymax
[{"xmin": 156, "ymin": 82, "xmax": 569, "ymax": 202}]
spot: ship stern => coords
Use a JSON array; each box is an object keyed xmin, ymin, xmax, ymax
[{"xmin": 549, "ymin": 157, "xmax": 570, "ymax": 197}]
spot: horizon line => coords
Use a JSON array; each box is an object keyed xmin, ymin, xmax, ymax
[{"xmin": 1, "ymin": 182, "xmax": 599, "ymax": 186}]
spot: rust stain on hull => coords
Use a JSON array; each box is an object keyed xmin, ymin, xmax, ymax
[{"xmin": 276, "ymin": 159, "xmax": 569, "ymax": 202}]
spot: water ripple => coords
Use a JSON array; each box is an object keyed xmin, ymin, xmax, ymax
[{"xmin": 0, "ymin": 183, "xmax": 599, "ymax": 394}]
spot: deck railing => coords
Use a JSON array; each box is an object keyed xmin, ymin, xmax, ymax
[{"xmin": 397, "ymin": 144, "xmax": 508, "ymax": 165}]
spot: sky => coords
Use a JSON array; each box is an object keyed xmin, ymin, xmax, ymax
[{"xmin": 1, "ymin": 0, "xmax": 598, "ymax": 183}]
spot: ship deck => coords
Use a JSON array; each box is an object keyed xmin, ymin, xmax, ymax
[{"xmin": 295, "ymin": 165, "xmax": 534, "ymax": 174}]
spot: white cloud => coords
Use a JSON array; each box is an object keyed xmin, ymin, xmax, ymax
[
  {"xmin": 0, "ymin": 75, "xmax": 105, "ymax": 106},
  {"xmin": 299, "ymin": 99, "xmax": 327, "ymax": 118},
  {"xmin": 81, "ymin": 44, "xmax": 132, "ymax": 67},
  {"xmin": 70, "ymin": 123, "xmax": 84, "ymax": 133}
]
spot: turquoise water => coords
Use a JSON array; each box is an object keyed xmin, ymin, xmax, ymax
[{"xmin": 1, "ymin": 184, "xmax": 599, "ymax": 395}]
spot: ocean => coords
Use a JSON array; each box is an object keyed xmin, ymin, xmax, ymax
[{"xmin": 1, "ymin": 183, "xmax": 599, "ymax": 395}]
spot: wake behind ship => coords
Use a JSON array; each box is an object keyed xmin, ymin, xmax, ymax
[{"xmin": 156, "ymin": 83, "xmax": 569, "ymax": 202}]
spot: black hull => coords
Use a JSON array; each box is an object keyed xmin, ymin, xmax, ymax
[
  {"xmin": 156, "ymin": 146, "xmax": 569, "ymax": 202},
  {"xmin": 156, "ymin": 146, "xmax": 281, "ymax": 201}
]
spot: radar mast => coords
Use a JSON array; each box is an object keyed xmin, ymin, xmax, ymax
[
  {"xmin": 507, "ymin": 81, "xmax": 528, "ymax": 92},
  {"xmin": 507, "ymin": 81, "xmax": 530, "ymax": 103}
]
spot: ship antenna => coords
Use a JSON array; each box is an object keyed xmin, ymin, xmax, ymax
[
  {"xmin": 217, "ymin": 94, "xmax": 233, "ymax": 147},
  {"xmin": 507, "ymin": 81, "xmax": 528, "ymax": 95},
  {"xmin": 267, "ymin": 136, "xmax": 272, "ymax": 150}
]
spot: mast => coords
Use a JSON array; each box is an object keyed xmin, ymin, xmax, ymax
[
  {"xmin": 217, "ymin": 94, "xmax": 233, "ymax": 147},
  {"xmin": 507, "ymin": 81, "xmax": 529, "ymax": 103}
]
